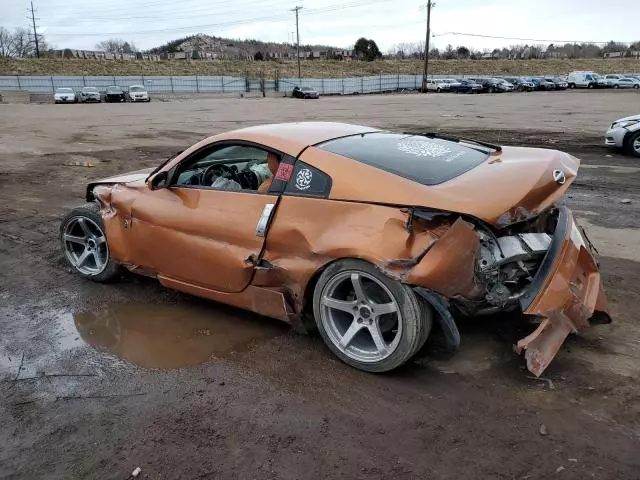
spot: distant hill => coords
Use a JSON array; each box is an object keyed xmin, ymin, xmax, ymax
[{"xmin": 146, "ymin": 34, "xmax": 340, "ymax": 60}]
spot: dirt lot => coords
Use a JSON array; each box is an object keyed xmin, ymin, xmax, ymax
[{"xmin": 1, "ymin": 90, "xmax": 639, "ymax": 480}]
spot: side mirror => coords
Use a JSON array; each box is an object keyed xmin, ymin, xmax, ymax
[{"xmin": 149, "ymin": 171, "xmax": 168, "ymax": 190}]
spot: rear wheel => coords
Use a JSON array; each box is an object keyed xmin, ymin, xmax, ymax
[
  {"xmin": 488, "ymin": 86, "xmax": 495, "ymax": 93},
  {"xmin": 313, "ymin": 259, "xmax": 432, "ymax": 372},
  {"xmin": 60, "ymin": 203, "xmax": 121, "ymax": 282},
  {"xmin": 614, "ymin": 84, "xmax": 620, "ymax": 89},
  {"xmin": 624, "ymin": 131, "xmax": 640, "ymax": 158}
]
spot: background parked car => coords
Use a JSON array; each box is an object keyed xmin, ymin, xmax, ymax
[
  {"xmin": 567, "ymin": 71, "xmax": 607, "ymax": 89},
  {"xmin": 79, "ymin": 87, "xmax": 101, "ymax": 103},
  {"xmin": 605, "ymin": 114, "xmax": 640, "ymax": 157},
  {"xmin": 128, "ymin": 85, "xmax": 151, "ymax": 102},
  {"xmin": 546, "ymin": 78, "xmax": 568, "ymax": 90},
  {"xmin": 425, "ymin": 79, "xmax": 451, "ymax": 92},
  {"xmin": 503, "ymin": 77, "xmax": 535, "ymax": 92},
  {"xmin": 603, "ymin": 74, "xmax": 624, "ymax": 87},
  {"xmin": 440, "ymin": 79, "xmax": 462, "ymax": 91},
  {"xmin": 104, "ymin": 86, "xmax": 127, "ymax": 103},
  {"xmin": 529, "ymin": 78, "xmax": 556, "ymax": 91},
  {"xmin": 475, "ymin": 78, "xmax": 511, "ymax": 93},
  {"xmin": 53, "ymin": 87, "xmax": 77, "ymax": 104},
  {"xmin": 292, "ymin": 86, "xmax": 319, "ymax": 99},
  {"xmin": 613, "ymin": 78, "xmax": 640, "ymax": 89},
  {"xmin": 451, "ymin": 79, "xmax": 482, "ymax": 93}
]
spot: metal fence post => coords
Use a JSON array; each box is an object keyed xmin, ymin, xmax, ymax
[
  {"xmin": 221, "ymin": 76, "xmax": 225, "ymax": 93},
  {"xmin": 113, "ymin": 75, "xmax": 116, "ymax": 85},
  {"xmin": 16, "ymin": 75, "xmax": 21, "ymax": 90},
  {"xmin": 341, "ymin": 73, "xmax": 344, "ymax": 95},
  {"xmin": 196, "ymin": 75, "xmax": 200, "ymax": 93},
  {"xmin": 360, "ymin": 76, "xmax": 364, "ymax": 93},
  {"xmin": 397, "ymin": 68, "xmax": 400, "ymax": 91},
  {"xmin": 170, "ymin": 76, "xmax": 174, "ymax": 93},
  {"xmin": 83, "ymin": 75, "xmax": 86, "ymax": 86},
  {"xmin": 50, "ymin": 75, "xmax": 54, "ymax": 94},
  {"xmin": 245, "ymin": 71, "xmax": 249, "ymax": 93},
  {"xmin": 321, "ymin": 77, "xmax": 324, "ymax": 94},
  {"xmin": 379, "ymin": 71, "xmax": 382, "ymax": 93}
]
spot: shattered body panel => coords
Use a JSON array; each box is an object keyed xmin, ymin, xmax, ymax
[{"xmin": 86, "ymin": 122, "xmax": 610, "ymax": 376}]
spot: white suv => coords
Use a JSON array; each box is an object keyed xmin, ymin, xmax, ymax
[{"xmin": 605, "ymin": 114, "xmax": 640, "ymax": 157}]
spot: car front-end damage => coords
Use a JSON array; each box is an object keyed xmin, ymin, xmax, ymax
[{"xmin": 383, "ymin": 205, "xmax": 610, "ymax": 377}]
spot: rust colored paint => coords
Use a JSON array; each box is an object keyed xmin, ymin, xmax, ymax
[
  {"xmin": 257, "ymin": 196, "xmax": 440, "ymax": 305},
  {"xmin": 296, "ymin": 145, "xmax": 577, "ymax": 227},
  {"xmin": 85, "ymin": 122, "xmax": 610, "ymax": 377},
  {"xmin": 406, "ymin": 218, "xmax": 482, "ymax": 299},
  {"xmin": 516, "ymin": 211, "xmax": 607, "ymax": 376}
]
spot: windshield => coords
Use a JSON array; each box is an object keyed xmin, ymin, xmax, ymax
[
  {"xmin": 318, "ymin": 133, "xmax": 490, "ymax": 186},
  {"xmin": 592, "ymin": 73, "xmax": 602, "ymax": 79},
  {"xmin": 300, "ymin": 87, "xmax": 313, "ymax": 91},
  {"xmin": 107, "ymin": 86, "xmax": 122, "ymax": 93},
  {"xmin": 57, "ymin": 88, "xmax": 73, "ymax": 93},
  {"xmin": 82, "ymin": 87, "xmax": 98, "ymax": 93},
  {"xmin": 129, "ymin": 86, "xmax": 145, "ymax": 92}
]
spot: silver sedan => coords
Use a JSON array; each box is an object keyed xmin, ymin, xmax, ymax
[{"xmin": 605, "ymin": 114, "xmax": 640, "ymax": 157}]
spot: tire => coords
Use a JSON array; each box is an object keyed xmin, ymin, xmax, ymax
[
  {"xmin": 635, "ymin": 85, "xmax": 639, "ymax": 89},
  {"xmin": 614, "ymin": 84, "xmax": 619, "ymax": 89},
  {"xmin": 60, "ymin": 203, "xmax": 121, "ymax": 282},
  {"xmin": 436, "ymin": 87, "xmax": 441, "ymax": 93},
  {"xmin": 488, "ymin": 86, "xmax": 494, "ymax": 93},
  {"xmin": 623, "ymin": 131, "xmax": 640, "ymax": 158},
  {"xmin": 313, "ymin": 259, "xmax": 432, "ymax": 372},
  {"xmin": 588, "ymin": 83, "xmax": 594, "ymax": 89}
]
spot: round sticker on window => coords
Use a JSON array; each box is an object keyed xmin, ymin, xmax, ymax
[
  {"xmin": 398, "ymin": 138, "xmax": 452, "ymax": 158},
  {"xmin": 295, "ymin": 168, "xmax": 313, "ymax": 190}
]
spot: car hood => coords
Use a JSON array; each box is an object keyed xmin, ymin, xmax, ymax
[
  {"xmin": 86, "ymin": 168, "xmax": 154, "ymax": 198},
  {"xmin": 614, "ymin": 114, "xmax": 640, "ymax": 123}
]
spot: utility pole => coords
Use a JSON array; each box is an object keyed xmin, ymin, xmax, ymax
[
  {"xmin": 29, "ymin": 1, "xmax": 40, "ymax": 58},
  {"xmin": 422, "ymin": 1, "xmax": 435, "ymax": 91},
  {"xmin": 291, "ymin": 6, "xmax": 303, "ymax": 78}
]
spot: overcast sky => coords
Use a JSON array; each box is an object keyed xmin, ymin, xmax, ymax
[{"xmin": 3, "ymin": 0, "xmax": 639, "ymax": 52}]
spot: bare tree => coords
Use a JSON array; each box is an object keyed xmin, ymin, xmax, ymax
[
  {"xmin": 0, "ymin": 27, "xmax": 11, "ymax": 57},
  {"xmin": 96, "ymin": 38, "xmax": 138, "ymax": 54}
]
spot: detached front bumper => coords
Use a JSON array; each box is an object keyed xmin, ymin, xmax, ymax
[{"xmin": 516, "ymin": 207, "xmax": 610, "ymax": 376}]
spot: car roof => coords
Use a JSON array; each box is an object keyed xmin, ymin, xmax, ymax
[{"xmin": 174, "ymin": 122, "xmax": 381, "ymax": 160}]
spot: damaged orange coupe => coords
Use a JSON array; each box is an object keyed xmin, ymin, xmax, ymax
[{"xmin": 60, "ymin": 122, "xmax": 610, "ymax": 376}]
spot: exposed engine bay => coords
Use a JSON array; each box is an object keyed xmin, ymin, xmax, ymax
[{"xmin": 459, "ymin": 208, "xmax": 559, "ymax": 316}]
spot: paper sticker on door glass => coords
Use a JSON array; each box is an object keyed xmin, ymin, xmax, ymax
[
  {"xmin": 398, "ymin": 138, "xmax": 456, "ymax": 160},
  {"xmin": 295, "ymin": 168, "xmax": 313, "ymax": 190}
]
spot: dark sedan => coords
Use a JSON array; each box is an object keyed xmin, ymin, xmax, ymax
[
  {"xmin": 529, "ymin": 78, "xmax": 556, "ymax": 91},
  {"xmin": 545, "ymin": 78, "xmax": 568, "ymax": 90},
  {"xmin": 451, "ymin": 79, "xmax": 483, "ymax": 93},
  {"xmin": 474, "ymin": 78, "xmax": 511, "ymax": 93},
  {"xmin": 292, "ymin": 86, "xmax": 319, "ymax": 99},
  {"xmin": 104, "ymin": 86, "xmax": 127, "ymax": 103},
  {"xmin": 503, "ymin": 77, "xmax": 535, "ymax": 92}
]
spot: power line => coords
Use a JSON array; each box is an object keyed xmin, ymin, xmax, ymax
[
  {"xmin": 437, "ymin": 31, "xmax": 614, "ymax": 45},
  {"xmin": 43, "ymin": 0, "xmax": 397, "ymax": 37}
]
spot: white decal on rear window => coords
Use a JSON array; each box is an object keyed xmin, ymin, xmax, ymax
[
  {"xmin": 295, "ymin": 168, "xmax": 312, "ymax": 190},
  {"xmin": 398, "ymin": 138, "xmax": 452, "ymax": 158}
]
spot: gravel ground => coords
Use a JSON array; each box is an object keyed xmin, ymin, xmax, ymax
[{"xmin": 1, "ymin": 90, "xmax": 639, "ymax": 480}]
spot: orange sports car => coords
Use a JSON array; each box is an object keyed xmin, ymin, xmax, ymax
[{"xmin": 60, "ymin": 122, "xmax": 610, "ymax": 375}]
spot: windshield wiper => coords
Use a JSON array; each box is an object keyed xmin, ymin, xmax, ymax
[{"xmin": 404, "ymin": 131, "xmax": 502, "ymax": 152}]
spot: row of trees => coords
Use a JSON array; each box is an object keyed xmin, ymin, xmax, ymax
[
  {"xmin": 389, "ymin": 40, "xmax": 640, "ymax": 60},
  {"xmin": 0, "ymin": 27, "xmax": 47, "ymax": 58}
]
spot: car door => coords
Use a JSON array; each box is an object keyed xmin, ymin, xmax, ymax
[{"xmin": 127, "ymin": 143, "xmax": 284, "ymax": 293}]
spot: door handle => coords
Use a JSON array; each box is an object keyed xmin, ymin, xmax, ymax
[{"xmin": 255, "ymin": 203, "xmax": 275, "ymax": 237}]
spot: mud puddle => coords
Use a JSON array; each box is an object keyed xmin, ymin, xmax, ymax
[{"xmin": 73, "ymin": 303, "xmax": 285, "ymax": 370}]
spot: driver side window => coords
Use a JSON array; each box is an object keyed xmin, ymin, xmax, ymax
[{"xmin": 173, "ymin": 144, "xmax": 280, "ymax": 193}]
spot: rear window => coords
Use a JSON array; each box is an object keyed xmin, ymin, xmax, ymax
[{"xmin": 318, "ymin": 133, "xmax": 490, "ymax": 186}]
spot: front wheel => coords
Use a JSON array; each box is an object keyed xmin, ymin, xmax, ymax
[
  {"xmin": 60, "ymin": 203, "xmax": 121, "ymax": 282},
  {"xmin": 624, "ymin": 131, "xmax": 640, "ymax": 158},
  {"xmin": 313, "ymin": 259, "xmax": 432, "ymax": 372}
]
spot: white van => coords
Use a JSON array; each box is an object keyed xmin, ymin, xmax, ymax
[{"xmin": 567, "ymin": 71, "xmax": 606, "ymax": 89}]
